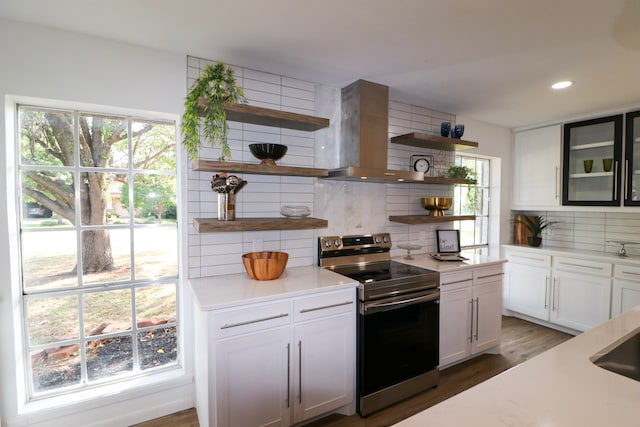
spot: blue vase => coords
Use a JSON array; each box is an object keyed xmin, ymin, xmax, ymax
[
  {"xmin": 452, "ymin": 124, "xmax": 465, "ymax": 139},
  {"xmin": 440, "ymin": 122, "xmax": 451, "ymax": 137}
]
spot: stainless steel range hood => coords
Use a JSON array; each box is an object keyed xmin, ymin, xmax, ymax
[{"xmin": 325, "ymin": 79, "xmax": 424, "ymax": 183}]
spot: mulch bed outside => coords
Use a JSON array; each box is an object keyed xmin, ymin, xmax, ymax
[{"xmin": 33, "ymin": 326, "xmax": 177, "ymax": 392}]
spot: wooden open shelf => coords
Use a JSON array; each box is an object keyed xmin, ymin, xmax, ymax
[
  {"xmin": 389, "ymin": 215, "xmax": 476, "ymax": 225},
  {"xmin": 391, "ymin": 133, "xmax": 479, "ymax": 151},
  {"xmin": 194, "ymin": 217, "xmax": 328, "ymax": 233},
  {"xmin": 422, "ymin": 176, "xmax": 469, "ymax": 185},
  {"xmin": 198, "ymin": 99, "xmax": 330, "ymax": 131},
  {"xmin": 193, "ymin": 159, "xmax": 328, "ymax": 177}
]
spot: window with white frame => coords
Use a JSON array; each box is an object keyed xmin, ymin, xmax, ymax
[
  {"xmin": 17, "ymin": 105, "xmax": 179, "ymax": 397},
  {"xmin": 452, "ymin": 155, "xmax": 490, "ymax": 248}
]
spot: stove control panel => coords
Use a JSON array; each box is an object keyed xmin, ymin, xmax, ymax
[{"xmin": 318, "ymin": 233, "xmax": 392, "ymax": 252}]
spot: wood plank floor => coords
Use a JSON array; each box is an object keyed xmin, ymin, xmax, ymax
[{"xmin": 132, "ymin": 316, "xmax": 572, "ymax": 427}]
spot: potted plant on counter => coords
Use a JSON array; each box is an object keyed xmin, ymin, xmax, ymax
[
  {"xmin": 512, "ymin": 215, "xmax": 558, "ymax": 247},
  {"xmin": 182, "ymin": 61, "xmax": 246, "ymax": 161}
]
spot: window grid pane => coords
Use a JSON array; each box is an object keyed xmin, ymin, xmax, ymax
[
  {"xmin": 17, "ymin": 105, "xmax": 179, "ymax": 397},
  {"xmin": 454, "ymin": 155, "xmax": 490, "ymax": 248}
]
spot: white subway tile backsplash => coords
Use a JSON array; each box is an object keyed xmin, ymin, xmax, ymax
[{"xmin": 243, "ymin": 68, "xmax": 281, "ymax": 85}]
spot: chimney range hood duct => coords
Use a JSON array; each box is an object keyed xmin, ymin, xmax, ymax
[{"xmin": 326, "ymin": 79, "xmax": 424, "ymax": 183}]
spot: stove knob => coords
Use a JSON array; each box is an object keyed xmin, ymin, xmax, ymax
[
  {"xmin": 324, "ymin": 240, "xmax": 332, "ymax": 248},
  {"xmin": 375, "ymin": 235, "xmax": 381, "ymax": 243},
  {"xmin": 334, "ymin": 239, "xmax": 341, "ymax": 247},
  {"xmin": 383, "ymin": 235, "xmax": 389, "ymax": 243}
]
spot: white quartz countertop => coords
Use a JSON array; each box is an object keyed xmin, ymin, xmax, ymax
[
  {"xmin": 394, "ymin": 305, "xmax": 640, "ymax": 427},
  {"xmin": 392, "ymin": 250, "xmax": 507, "ymax": 272},
  {"xmin": 190, "ymin": 265, "xmax": 358, "ymax": 311},
  {"xmin": 503, "ymin": 243, "xmax": 640, "ymax": 266}
]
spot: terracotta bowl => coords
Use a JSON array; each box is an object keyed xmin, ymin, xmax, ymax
[
  {"xmin": 242, "ymin": 251, "xmax": 289, "ymax": 280},
  {"xmin": 248, "ymin": 143, "xmax": 288, "ymax": 166},
  {"xmin": 421, "ymin": 197, "xmax": 453, "ymax": 216}
]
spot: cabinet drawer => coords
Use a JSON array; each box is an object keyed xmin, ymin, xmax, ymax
[
  {"xmin": 440, "ymin": 270, "xmax": 473, "ymax": 291},
  {"xmin": 553, "ymin": 256, "xmax": 612, "ymax": 277},
  {"xmin": 212, "ymin": 300, "xmax": 291, "ymax": 339},
  {"xmin": 506, "ymin": 251, "xmax": 551, "ymax": 267},
  {"xmin": 294, "ymin": 288, "xmax": 356, "ymax": 323},
  {"xmin": 473, "ymin": 265, "xmax": 504, "ymax": 285},
  {"xmin": 614, "ymin": 263, "xmax": 640, "ymax": 281}
]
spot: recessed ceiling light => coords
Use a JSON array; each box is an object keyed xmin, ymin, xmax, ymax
[{"xmin": 552, "ymin": 80, "xmax": 573, "ymax": 90}]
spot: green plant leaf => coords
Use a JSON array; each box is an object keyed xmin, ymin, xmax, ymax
[{"xmin": 181, "ymin": 62, "xmax": 246, "ymax": 161}]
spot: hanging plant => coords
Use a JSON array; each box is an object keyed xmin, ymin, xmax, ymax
[{"xmin": 182, "ymin": 61, "xmax": 246, "ymax": 161}]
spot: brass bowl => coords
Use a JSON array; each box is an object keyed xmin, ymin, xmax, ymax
[
  {"xmin": 242, "ymin": 251, "xmax": 289, "ymax": 280},
  {"xmin": 421, "ymin": 197, "xmax": 453, "ymax": 216}
]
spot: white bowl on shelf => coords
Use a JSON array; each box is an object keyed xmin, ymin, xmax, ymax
[{"xmin": 281, "ymin": 205, "xmax": 311, "ymax": 218}]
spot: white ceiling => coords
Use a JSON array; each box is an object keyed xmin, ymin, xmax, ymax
[{"xmin": 2, "ymin": 0, "xmax": 640, "ymax": 129}]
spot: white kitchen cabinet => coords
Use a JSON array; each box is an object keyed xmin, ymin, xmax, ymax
[
  {"xmin": 216, "ymin": 327, "xmax": 291, "ymax": 427},
  {"xmin": 439, "ymin": 270, "xmax": 473, "ymax": 367},
  {"xmin": 512, "ymin": 125, "xmax": 562, "ymax": 209},
  {"xmin": 612, "ymin": 264, "xmax": 640, "ymax": 317},
  {"xmin": 504, "ymin": 251, "xmax": 552, "ymax": 320},
  {"xmin": 207, "ymin": 289, "xmax": 355, "ymax": 427},
  {"xmin": 439, "ymin": 265, "xmax": 503, "ymax": 368},
  {"xmin": 292, "ymin": 292, "xmax": 354, "ymax": 422},
  {"xmin": 471, "ymin": 267, "xmax": 503, "ymax": 353},
  {"xmin": 504, "ymin": 247, "xmax": 613, "ymax": 333},
  {"xmin": 551, "ymin": 256, "xmax": 611, "ymax": 331}
]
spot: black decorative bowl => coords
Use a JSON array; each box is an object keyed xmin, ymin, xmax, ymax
[{"xmin": 248, "ymin": 143, "xmax": 288, "ymax": 166}]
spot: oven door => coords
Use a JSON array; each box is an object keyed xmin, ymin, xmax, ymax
[{"xmin": 358, "ymin": 289, "xmax": 440, "ymax": 406}]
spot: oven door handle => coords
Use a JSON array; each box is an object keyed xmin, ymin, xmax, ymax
[{"xmin": 363, "ymin": 291, "xmax": 440, "ymax": 315}]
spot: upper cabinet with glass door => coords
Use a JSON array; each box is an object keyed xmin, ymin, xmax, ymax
[
  {"xmin": 625, "ymin": 111, "xmax": 640, "ymax": 205},
  {"xmin": 562, "ymin": 115, "xmax": 623, "ymax": 206}
]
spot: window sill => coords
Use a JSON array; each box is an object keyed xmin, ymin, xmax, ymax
[{"xmin": 19, "ymin": 366, "xmax": 191, "ymax": 417}]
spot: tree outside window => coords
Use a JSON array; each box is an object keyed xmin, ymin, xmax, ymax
[{"xmin": 18, "ymin": 105, "xmax": 179, "ymax": 395}]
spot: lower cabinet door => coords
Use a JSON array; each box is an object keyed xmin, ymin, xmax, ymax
[
  {"xmin": 293, "ymin": 313, "xmax": 354, "ymax": 423},
  {"xmin": 506, "ymin": 263, "xmax": 550, "ymax": 321},
  {"xmin": 551, "ymin": 272, "xmax": 611, "ymax": 332},
  {"xmin": 612, "ymin": 279, "xmax": 640, "ymax": 317},
  {"xmin": 439, "ymin": 287, "xmax": 472, "ymax": 366},
  {"xmin": 472, "ymin": 281, "xmax": 502, "ymax": 354},
  {"xmin": 216, "ymin": 327, "xmax": 291, "ymax": 427}
]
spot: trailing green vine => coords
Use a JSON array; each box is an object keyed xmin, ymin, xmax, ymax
[{"xmin": 182, "ymin": 61, "xmax": 246, "ymax": 161}]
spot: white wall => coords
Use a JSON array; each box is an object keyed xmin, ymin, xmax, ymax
[{"xmin": 0, "ymin": 19, "xmax": 193, "ymax": 427}]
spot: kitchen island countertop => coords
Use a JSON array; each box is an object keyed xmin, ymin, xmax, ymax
[
  {"xmin": 394, "ymin": 303, "xmax": 640, "ymax": 427},
  {"xmin": 190, "ymin": 265, "xmax": 358, "ymax": 311}
]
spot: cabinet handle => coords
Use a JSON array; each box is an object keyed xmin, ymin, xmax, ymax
[
  {"xmin": 469, "ymin": 299, "xmax": 474, "ymax": 343},
  {"xmin": 474, "ymin": 297, "xmax": 480, "ymax": 341},
  {"xmin": 558, "ymin": 261, "xmax": 604, "ymax": 271},
  {"xmin": 476, "ymin": 272, "xmax": 504, "ymax": 280},
  {"xmin": 512, "ymin": 255, "xmax": 547, "ymax": 263},
  {"xmin": 621, "ymin": 270, "xmax": 640, "ymax": 276},
  {"xmin": 220, "ymin": 313, "xmax": 289, "ymax": 329},
  {"xmin": 298, "ymin": 341, "xmax": 302, "ymax": 405},
  {"xmin": 286, "ymin": 343, "xmax": 291, "ymax": 408},
  {"xmin": 614, "ymin": 161, "xmax": 619, "ymax": 200},
  {"xmin": 299, "ymin": 300, "xmax": 353, "ymax": 313},
  {"xmin": 555, "ymin": 166, "xmax": 559, "ymax": 199},
  {"xmin": 442, "ymin": 278, "xmax": 473, "ymax": 286},
  {"xmin": 625, "ymin": 159, "xmax": 629, "ymax": 200},
  {"xmin": 552, "ymin": 278, "xmax": 558, "ymax": 312},
  {"xmin": 544, "ymin": 276, "xmax": 549, "ymax": 309}
]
